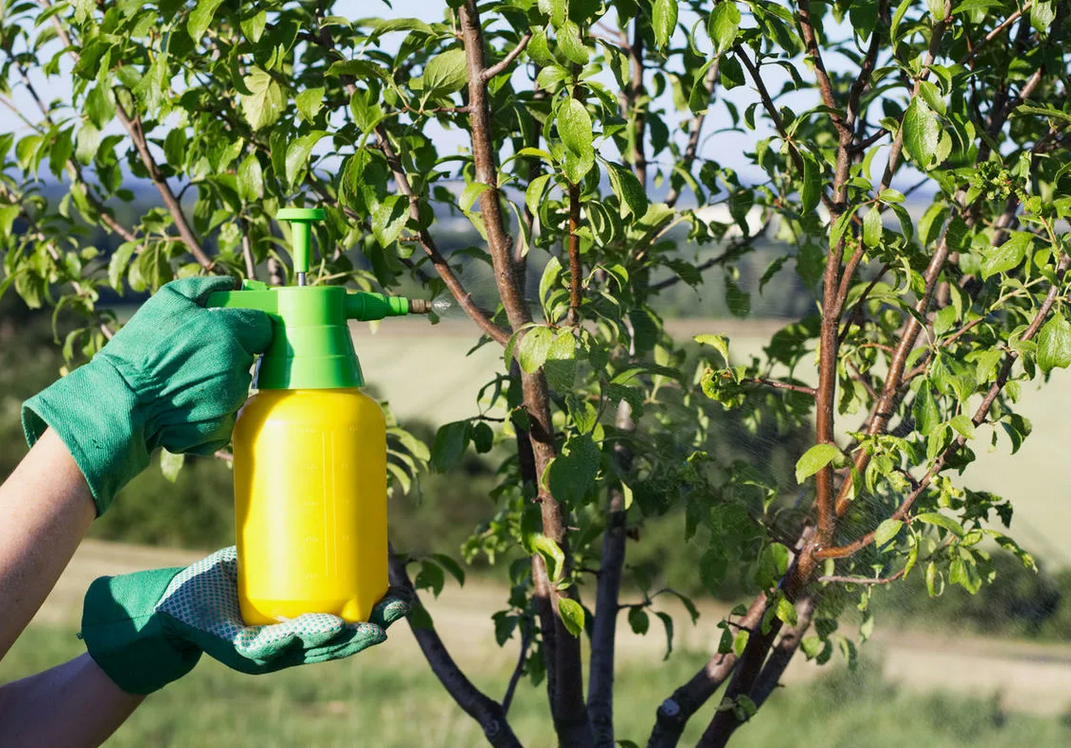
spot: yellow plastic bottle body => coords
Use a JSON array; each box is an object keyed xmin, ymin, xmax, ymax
[{"xmin": 232, "ymin": 388, "xmax": 387, "ymax": 625}]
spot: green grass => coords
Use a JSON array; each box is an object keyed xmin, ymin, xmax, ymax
[{"xmin": 3, "ymin": 624, "xmax": 1069, "ymax": 748}]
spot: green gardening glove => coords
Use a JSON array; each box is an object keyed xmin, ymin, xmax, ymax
[
  {"xmin": 22, "ymin": 276, "xmax": 272, "ymax": 515},
  {"xmin": 80, "ymin": 546, "xmax": 411, "ymax": 695}
]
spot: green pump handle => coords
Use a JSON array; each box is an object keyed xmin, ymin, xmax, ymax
[{"xmin": 204, "ymin": 207, "xmax": 429, "ymax": 390}]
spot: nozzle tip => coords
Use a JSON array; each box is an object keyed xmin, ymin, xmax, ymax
[{"xmin": 409, "ymin": 299, "xmax": 432, "ymax": 314}]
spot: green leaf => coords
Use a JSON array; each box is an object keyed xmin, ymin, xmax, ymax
[
  {"xmin": 949, "ymin": 414, "xmax": 976, "ymax": 439},
  {"xmin": 470, "ymin": 420, "xmax": 494, "ymax": 453},
  {"xmin": 163, "ymin": 128, "xmax": 187, "ymax": 168},
  {"xmin": 800, "ymin": 152, "xmax": 820, "ymax": 213},
  {"xmin": 547, "ymin": 434, "xmax": 600, "ymax": 506},
  {"xmin": 795, "ymin": 443, "xmax": 842, "ymax": 483},
  {"xmin": 708, "ymin": 2, "xmax": 741, "ymax": 55},
  {"xmin": 188, "ymin": 0, "xmax": 225, "ymax": 42},
  {"xmin": 539, "ymin": 255, "xmax": 563, "ymax": 307},
  {"xmin": 917, "ymin": 80, "xmax": 946, "ymax": 116},
  {"xmin": 424, "ymin": 48, "xmax": 469, "ymax": 94},
  {"xmin": 656, "ymin": 611, "xmax": 674, "ymax": 659},
  {"xmin": 926, "ymin": 0, "xmax": 946, "ymax": 21},
  {"xmin": 240, "ymin": 68, "xmax": 286, "ymax": 131},
  {"xmin": 85, "ymin": 84, "xmax": 116, "ymax": 129},
  {"xmin": 694, "ymin": 333, "xmax": 729, "ymax": 364},
  {"xmin": 980, "ymin": 231, "xmax": 1031, "ymax": 279},
  {"xmin": 875, "ymin": 519, "xmax": 903, "ymax": 548},
  {"xmin": 862, "ymin": 206, "xmax": 881, "ymax": 248},
  {"xmin": 558, "ymin": 98, "xmax": 593, "ymax": 158},
  {"xmin": 238, "ymin": 153, "xmax": 263, "ymax": 202},
  {"xmin": 719, "ymin": 53, "xmax": 745, "ymax": 89},
  {"xmin": 700, "ymin": 548, "xmax": 728, "ymax": 594},
  {"xmin": 526, "ymin": 173, "xmax": 552, "ymax": 218},
  {"xmin": 913, "ymin": 385, "xmax": 940, "ymax": 435},
  {"xmin": 295, "ymin": 87, "xmax": 325, "ymax": 123},
  {"xmin": 107, "ymin": 241, "xmax": 137, "ymax": 291},
  {"xmin": 652, "ymin": 0, "xmax": 678, "ymax": 49},
  {"xmin": 556, "ymin": 20, "xmax": 589, "ymax": 65},
  {"xmin": 544, "ymin": 331, "xmax": 577, "ymax": 391},
  {"xmin": 240, "ymin": 9, "xmax": 267, "ymax": 42},
  {"xmin": 628, "ymin": 607, "xmax": 650, "ymax": 635},
  {"xmin": 326, "ymin": 59, "xmax": 386, "ymax": 79},
  {"xmin": 606, "ymin": 162, "xmax": 648, "ymax": 218},
  {"xmin": 371, "ymin": 195, "xmax": 409, "ymax": 247},
  {"xmin": 284, "ymin": 131, "xmax": 325, "ymax": 187},
  {"xmin": 558, "ymin": 597, "xmax": 585, "ymax": 637},
  {"xmin": 1036, "ymin": 313, "xmax": 1071, "ymax": 373},
  {"xmin": 519, "ymin": 326, "xmax": 556, "ymax": 373},
  {"xmin": 429, "ymin": 553, "xmax": 466, "ymax": 587},
  {"xmin": 916, "ymin": 512, "xmax": 964, "ymax": 537},
  {"xmin": 74, "ymin": 126, "xmax": 98, "ymax": 166},
  {"xmin": 160, "ymin": 449, "xmax": 185, "ymax": 483},
  {"xmin": 1031, "ymin": 0, "xmax": 1056, "ymax": 31},
  {"xmin": 532, "ymin": 534, "xmax": 566, "ymax": 582},
  {"xmin": 415, "ymin": 560, "xmax": 445, "ymax": 597},
  {"xmin": 431, "ymin": 420, "xmax": 470, "ymax": 471},
  {"xmin": 902, "ymin": 97, "xmax": 941, "ymax": 170},
  {"xmin": 776, "ymin": 597, "xmax": 797, "ymax": 626}
]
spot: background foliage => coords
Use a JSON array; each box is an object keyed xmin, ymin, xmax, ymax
[{"xmin": 2, "ymin": 0, "xmax": 1071, "ymax": 746}]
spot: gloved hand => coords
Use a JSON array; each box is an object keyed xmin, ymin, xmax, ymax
[
  {"xmin": 80, "ymin": 546, "xmax": 411, "ymax": 695},
  {"xmin": 22, "ymin": 276, "xmax": 272, "ymax": 515}
]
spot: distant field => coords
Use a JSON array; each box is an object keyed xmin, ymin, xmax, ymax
[{"xmin": 355, "ymin": 318, "xmax": 1071, "ymax": 568}]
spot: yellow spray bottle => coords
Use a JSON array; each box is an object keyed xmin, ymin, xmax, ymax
[{"xmin": 207, "ymin": 207, "xmax": 429, "ymax": 624}]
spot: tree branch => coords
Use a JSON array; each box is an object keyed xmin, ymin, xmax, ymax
[
  {"xmin": 645, "ymin": 594, "xmax": 767, "ymax": 748},
  {"xmin": 796, "ymin": 0, "xmax": 849, "ymax": 138},
  {"xmin": 387, "ymin": 548, "xmax": 523, "ymax": 748},
  {"xmin": 751, "ymin": 596, "xmax": 815, "ymax": 709},
  {"xmin": 959, "ymin": 4, "xmax": 1031, "ymax": 65},
  {"xmin": 482, "ymin": 32, "xmax": 532, "ymax": 80},
  {"xmin": 502, "ymin": 615, "xmax": 533, "ymax": 714},
  {"xmin": 878, "ymin": 5, "xmax": 951, "ymax": 194},
  {"xmin": 566, "ymin": 182, "xmax": 582, "ymax": 326},
  {"xmin": 626, "ymin": 18, "xmax": 648, "ymax": 187},
  {"xmin": 665, "ymin": 60, "xmax": 719, "ymax": 209},
  {"xmin": 818, "ymin": 571, "xmax": 905, "ymax": 585},
  {"xmin": 459, "ymin": 4, "xmax": 589, "ymax": 744},
  {"xmin": 820, "ymin": 253, "xmax": 1071, "ymax": 559},
  {"xmin": 113, "ymin": 102, "xmax": 213, "ymax": 269},
  {"xmin": 375, "ymin": 127, "xmax": 509, "ymax": 345},
  {"xmin": 589, "ymin": 400, "xmax": 633, "ymax": 747}
]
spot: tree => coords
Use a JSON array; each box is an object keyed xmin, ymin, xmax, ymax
[{"xmin": 1, "ymin": 0, "xmax": 1068, "ymax": 745}]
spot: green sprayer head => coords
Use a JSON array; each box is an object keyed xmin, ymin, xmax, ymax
[{"xmin": 206, "ymin": 207, "xmax": 430, "ymax": 390}]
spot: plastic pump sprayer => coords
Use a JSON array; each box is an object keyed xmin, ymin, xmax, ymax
[{"xmin": 207, "ymin": 207, "xmax": 430, "ymax": 624}]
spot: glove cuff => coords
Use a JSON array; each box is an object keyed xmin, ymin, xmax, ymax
[
  {"xmin": 22, "ymin": 360, "xmax": 148, "ymax": 516},
  {"xmin": 81, "ymin": 570, "xmax": 202, "ymax": 695}
]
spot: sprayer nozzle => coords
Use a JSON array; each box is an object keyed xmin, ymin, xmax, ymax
[{"xmin": 409, "ymin": 299, "xmax": 432, "ymax": 314}]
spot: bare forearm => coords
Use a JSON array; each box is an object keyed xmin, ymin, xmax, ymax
[
  {"xmin": 0, "ymin": 653, "xmax": 144, "ymax": 748},
  {"xmin": 0, "ymin": 428, "xmax": 95, "ymax": 659}
]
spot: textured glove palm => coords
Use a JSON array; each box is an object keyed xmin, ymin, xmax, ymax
[
  {"xmin": 81, "ymin": 547, "xmax": 411, "ymax": 694},
  {"xmin": 22, "ymin": 276, "xmax": 271, "ymax": 515}
]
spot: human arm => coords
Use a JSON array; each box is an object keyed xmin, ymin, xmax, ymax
[
  {"xmin": 0, "ymin": 654, "xmax": 143, "ymax": 748},
  {"xmin": 0, "ymin": 430, "xmax": 144, "ymax": 748},
  {"xmin": 0, "ymin": 428, "xmax": 94, "ymax": 660},
  {"xmin": 0, "ymin": 277, "xmax": 270, "ymax": 743}
]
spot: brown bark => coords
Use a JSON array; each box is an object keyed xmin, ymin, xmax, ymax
[
  {"xmin": 388, "ymin": 549, "xmax": 523, "ymax": 748},
  {"xmin": 645, "ymin": 595, "xmax": 767, "ymax": 748},
  {"xmin": 458, "ymin": 4, "xmax": 590, "ymax": 744}
]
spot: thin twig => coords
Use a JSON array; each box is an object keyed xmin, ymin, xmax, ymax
[
  {"xmin": 501, "ymin": 615, "xmax": 532, "ymax": 714},
  {"xmin": 482, "ymin": 32, "xmax": 533, "ymax": 80}
]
